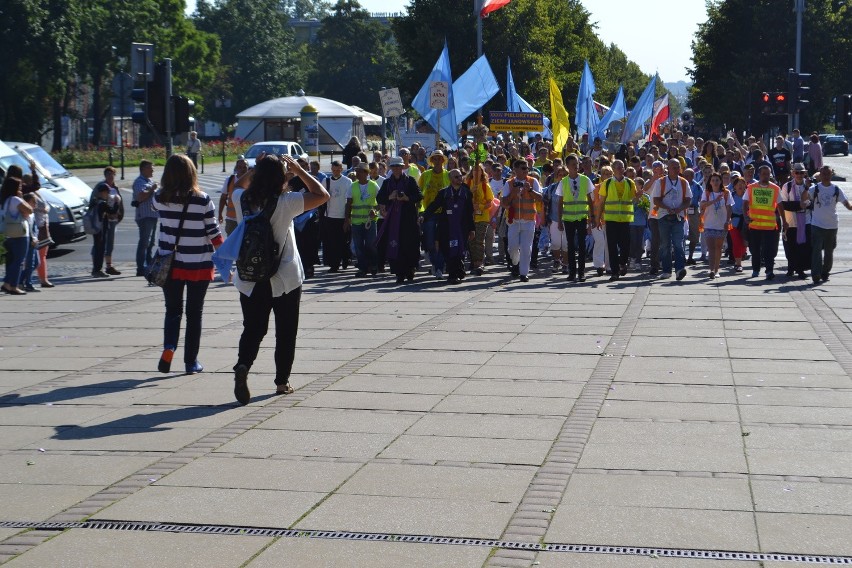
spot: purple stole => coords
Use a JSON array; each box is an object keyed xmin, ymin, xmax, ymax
[{"xmin": 377, "ymin": 175, "xmax": 407, "ymax": 260}]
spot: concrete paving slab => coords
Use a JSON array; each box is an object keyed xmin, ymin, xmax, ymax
[
  {"xmin": 432, "ymin": 394, "xmax": 575, "ymax": 416},
  {"xmin": 31, "ymin": 426, "xmax": 211, "ymax": 452},
  {"xmin": 247, "ymin": 537, "xmax": 490, "ymax": 567},
  {"xmin": 157, "ymin": 456, "xmax": 362, "ymax": 493},
  {"xmin": 472, "ymin": 364, "xmax": 594, "ymax": 381},
  {"xmin": 599, "ymin": 400, "xmax": 741, "ymax": 421},
  {"xmin": 298, "ymin": 390, "xmax": 444, "ymax": 412},
  {"xmin": 357, "ymin": 361, "xmax": 481, "ymax": 378},
  {"xmin": 453, "ymin": 379, "xmax": 583, "ymax": 398},
  {"xmin": 406, "ymin": 413, "xmax": 563, "ymax": 440},
  {"xmin": 752, "ymin": 480, "xmax": 852, "ymax": 515},
  {"xmin": 77, "ymin": 404, "xmax": 252, "ymax": 430},
  {"xmin": 578, "ymin": 442, "xmax": 748, "ymax": 472},
  {"xmin": 0, "ymin": 426, "xmax": 72, "ymax": 450},
  {"xmin": 0, "ymin": 454, "xmax": 156, "ymax": 486},
  {"xmin": 0, "ymin": 404, "xmax": 117, "ymax": 426},
  {"xmin": 257, "ymin": 407, "xmax": 420, "ymax": 434},
  {"xmin": 327, "ymin": 374, "xmax": 464, "ymax": 395},
  {"xmin": 379, "ymin": 434, "xmax": 551, "ymax": 465},
  {"xmin": 736, "ymin": 386, "xmax": 852, "ymax": 407},
  {"xmin": 734, "ymin": 372, "xmax": 851, "ymax": 388},
  {"xmin": 739, "ymin": 404, "xmax": 852, "ymax": 425},
  {"xmin": 756, "ymin": 512, "xmax": 852, "ymax": 555},
  {"xmin": 743, "ymin": 424, "xmax": 852, "ymax": 451},
  {"xmin": 214, "ymin": 429, "xmax": 396, "ymax": 459},
  {"xmin": 338, "ymin": 463, "xmax": 535, "ymax": 502},
  {"xmin": 589, "ymin": 420, "xmax": 744, "ymax": 448},
  {"xmin": 746, "ymin": 449, "xmax": 852, "ymax": 477},
  {"xmin": 625, "ymin": 337, "xmax": 730, "ymax": 358},
  {"xmin": 606, "ymin": 383, "xmax": 737, "ymax": 404},
  {"xmin": 91, "ymin": 485, "xmax": 325, "ymax": 527},
  {"xmin": 296, "ymin": 493, "xmax": 516, "ymax": 538},
  {"xmin": 0, "ymin": 484, "xmax": 96, "ymax": 521},
  {"xmin": 547, "ymin": 504, "xmax": 759, "ymax": 552},
  {"xmin": 3, "ymin": 529, "xmax": 271, "ymax": 568},
  {"xmin": 565, "ymin": 472, "xmax": 753, "ymax": 510}
]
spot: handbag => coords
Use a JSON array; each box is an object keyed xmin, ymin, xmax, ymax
[
  {"xmin": 146, "ymin": 200, "xmax": 190, "ymax": 287},
  {"xmin": 3, "ymin": 199, "xmax": 28, "ymax": 238}
]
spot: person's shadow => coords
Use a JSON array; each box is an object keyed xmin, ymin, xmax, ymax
[
  {"xmin": 0, "ymin": 375, "xmax": 167, "ymax": 407},
  {"xmin": 50, "ymin": 404, "xmax": 244, "ymax": 440}
]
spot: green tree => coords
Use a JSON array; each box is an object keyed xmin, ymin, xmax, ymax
[
  {"xmin": 307, "ymin": 0, "xmax": 401, "ymax": 113},
  {"xmin": 690, "ymin": 0, "xmax": 852, "ymax": 134},
  {"xmin": 280, "ymin": 0, "xmax": 332, "ymax": 20},
  {"xmin": 195, "ymin": 0, "xmax": 306, "ymax": 125}
]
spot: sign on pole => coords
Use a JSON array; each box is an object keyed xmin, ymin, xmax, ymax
[
  {"xmin": 488, "ymin": 111, "xmax": 544, "ymax": 132},
  {"xmin": 429, "ymin": 81, "xmax": 449, "ymax": 110},
  {"xmin": 379, "ymin": 88, "xmax": 404, "ymax": 117},
  {"xmin": 130, "ymin": 43, "xmax": 154, "ymax": 81}
]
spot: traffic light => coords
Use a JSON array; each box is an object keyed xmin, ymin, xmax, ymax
[
  {"xmin": 773, "ymin": 92, "xmax": 787, "ymax": 115},
  {"xmin": 761, "ymin": 92, "xmax": 771, "ymax": 114},
  {"xmin": 131, "ymin": 87, "xmax": 147, "ymax": 125},
  {"xmin": 837, "ymin": 94, "xmax": 852, "ymax": 130},
  {"xmin": 172, "ymin": 96, "xmax": 194, "ymax": 134},
  {"xmin": 787, "ymin": 69, "xmax": 810, "ymax": 114},
  {"xmin": 148, "ymin": 63, "xmax": 168, "ymax": 134}
]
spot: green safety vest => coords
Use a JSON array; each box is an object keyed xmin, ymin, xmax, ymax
[
  {"xmin": 603, "ymin": 177, "xmax": 635, "ymax": 223},
  {"xmin": 350, "ymin": 180, "xmax": 379, "ymax": 225},
  {"xmin": 561, "ymin": 175, "xmax": 592, "ymax": 221}
]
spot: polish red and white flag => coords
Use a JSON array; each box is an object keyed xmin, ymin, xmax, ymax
[{"xmin": 481, "ymin": 0, "xmax": 512, "ymax": 17}]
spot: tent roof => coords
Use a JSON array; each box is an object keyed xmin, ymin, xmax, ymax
[
  {"xmin": 237, "ymin": 95, "xmax": 373, "ymax": 120},
  {"xmin": 349, "ymin": 106, "xmax": 383, "ymax": 126}
]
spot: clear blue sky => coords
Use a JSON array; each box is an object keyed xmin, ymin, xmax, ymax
[{"xmin": 184, "ymin": 0, "xmax": 704, "ymax": 82}]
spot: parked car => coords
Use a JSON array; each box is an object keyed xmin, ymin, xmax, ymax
[
  {"xmin": 822, "ymin": 134, "xmax": 849, "ymax": 156},
  {"xmin": 8, "ymin": 141, "xmax": 94, "ymax": 202},
  {"xmin": 0, "ymin": 141, "xmax": 86, "ymax": 244},
  {"xmin": 244, "ymin": 141, "xmax": 308, "ymax": 167}
]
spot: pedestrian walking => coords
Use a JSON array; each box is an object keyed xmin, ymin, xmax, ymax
[
  {"xmin": 153, "ymin": 154, "xmax": 224, "ymax": 375},
  {"xmin": 804, "ymin": 165, "xmax": 852, "ymax": 284},
  {"xmin": 699, "ymin": 172, "xmax": 733, "ymax": 279},
  {"xmin": 651, "ymin": 159, "xmax": 691, "ymax": 280},
  {"xmin": 743, "ymin": 165, "xmax": 782, "ymax": 280},
  {"xmin": 780, "ymin": 163, "xmax": 812, "ymax": 279}
]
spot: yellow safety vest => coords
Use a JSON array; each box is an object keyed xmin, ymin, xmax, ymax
[
  {"xmin": 561, "ymin": 175, "xmax": 592, "ymax": 222},
  {"xmin": 350, "ymin": 180, "xmax": 379, "ymax": 225},
  {"xmin": 602, "ymin": 177, "xmax": 635, "ymax": 223},
  {"xmin": 747, "ymin": 183, "xmax": 779, "ymax": 230}
]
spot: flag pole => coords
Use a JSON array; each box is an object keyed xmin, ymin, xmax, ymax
[{"xmin": 476, "ymin": 0, "xmax": 483, "ymax": 58}]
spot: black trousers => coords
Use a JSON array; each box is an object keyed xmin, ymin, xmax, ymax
[
  {"xmin": 564, "ymin": 219, "xmax": 587, "ymax": 276},
  {"xmin": 648, "ymin": 218, "xmax": 660, "ymax": 270},
  {"xmin": 782, "ymin": 226, "xmax": 811, "ymax": 274},
  {"xmin": 295, "ymin": 217, "xmax": 320, "ymax": 277},
  {"xmin": 605, "ymin": 221, "xmax": 630, "ymax": 274},
  {"xmin": 237, "ymin": 281, "xmax": 301, "ymax": 385},
  {"xmin": 321, "ymin": 217, "xmax": 347, "ymax": 269},
  {"xmin": 749, "ymin": 228, "xmax": 780, "ymax": 275}
]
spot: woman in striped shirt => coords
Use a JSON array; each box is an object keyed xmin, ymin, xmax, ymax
[{"xmin": 153, "ymin": 154, "xmax": 224, "ymax": 374}]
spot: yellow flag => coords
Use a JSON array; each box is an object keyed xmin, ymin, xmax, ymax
[{"xmin": 549, "ymin": 77, "xmax": 570, "ymax": 152}]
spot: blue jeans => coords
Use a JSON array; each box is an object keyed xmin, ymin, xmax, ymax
[
  {"xmin": 162, "ymin": 279, "xmax": 210, "ymax": 365},
  {"xmin": 351, "ymin": 222, "xmax": 377, "ymax": 272},
  {"xmin": 20, "ymin": 240, "xmax": 38, "ymax": 287},
  {"xmin": 422, "ymin": 216, "xmax": 444, "ymax": 272},
  {"xmin": 658, "ymin": 215, "xmax": 686, "ymax": 273},
  {"xmin": 3, "ymin": 236, "xmax": 29, "ymax": 287},
  {"xmin": 136, "ymin": 217, "xmax": 158, "ymax": 273}
]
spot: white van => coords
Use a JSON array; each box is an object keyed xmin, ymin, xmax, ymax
[
  {"xmin": 8, "ymin": 142, "xmax": 94, "ymax": 202},
  {"xmin": 0, "ymin": 140, "xmax": 86, "ymax": 244}
]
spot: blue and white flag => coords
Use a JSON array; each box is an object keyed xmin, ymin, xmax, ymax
[
  {"xmin": 621, "ymin": 75, "xmax": 657, "ymax": 143},
  {"xmin": 506, "ymin": 58, "xmax": 552, "ymax": 138},
  {"xmin": 575, "ymin": 61, "xmax": 599, "ymax": 137},
  {"xmin": 412, "ymin": 41, "xmax": 458, "ymax": 148},
  {"xmin": 595, "ymin": 85, "xmax": 626, "ymax": 143}
]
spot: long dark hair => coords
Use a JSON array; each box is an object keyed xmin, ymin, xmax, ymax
[
  {"xmin": 0, "ymin": 176, "xmax": 22, "ymax": 205},
  {"xmin": 245, "ymin": 155, "xmax": 286, "ymax": 209},
  {"xmin": 158, "ymin": 154, "xmax": 199, "ymax": 205}
]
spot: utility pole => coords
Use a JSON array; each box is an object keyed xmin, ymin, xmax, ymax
[
  {"xmin": 791, "ymin": 0, "xmax": 804, "ymax": 132},
  {"xmin": 164, "ymin": 58, "xmax": 174, "ymax": 158}
]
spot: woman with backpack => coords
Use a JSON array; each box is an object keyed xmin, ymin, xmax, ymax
[
  {"xmin": 152, "ymin": 154, "xmax": 224, "ymax": 375},
  {"xmin": 231, "ymin": 155, "xmax": 329, "ymax": 405}
]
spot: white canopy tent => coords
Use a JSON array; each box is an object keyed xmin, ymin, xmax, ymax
[{"xmin": 235, "ymin": 95, "xmax": 381, "ymax": 151}]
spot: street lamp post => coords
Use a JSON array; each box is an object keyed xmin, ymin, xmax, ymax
[{"xmin": 216, "ymin": 96, "xmax": 232, "ymax": 172}]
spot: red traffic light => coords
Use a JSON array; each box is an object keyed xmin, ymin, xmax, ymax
[
  {"xmin": 775, "ymin": 93, "xmax": 786, "ymax": 102},
  {"xmin": 762, "ymin": 92, "xmax": 770, "ymax": 103}
]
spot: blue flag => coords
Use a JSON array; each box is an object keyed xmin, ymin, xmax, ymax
[
  {"xmin": 595, "ymin": 85, "xmax": 626, "ymax": 143},
  {"xmin": 452, "ymin": 55, "xmax": 499, "ymax": 124},
  {"xmin": 412, "ymin": 41, "xmax": 458, "ymax": 148},
  {"xmin": 575, "ymin": 61, "xmax": 599, "ymax": 137},
  {"xmin": 621, "ymin": 75, "xmax": 657, "ymax": 143},
  {"xmin": 506, "ymin": 58, "xmax": 552, "ymax": 138}
]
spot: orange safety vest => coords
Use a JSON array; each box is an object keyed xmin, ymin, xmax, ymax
[
  {"xmin": 652, "ymin": 176, "xmax": 689, "ymax": 218},
  {"xmin": 505, "ymin": 176, "xmax": 540, "ymax": 222},
  {"xmin": 747, "ymin": 182, "xmax": 779, "ymax": 230}
]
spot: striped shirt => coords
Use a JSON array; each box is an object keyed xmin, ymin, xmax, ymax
[{"xmin": 153, "ymin": 190, "xmax": 224, "ymax": 281}]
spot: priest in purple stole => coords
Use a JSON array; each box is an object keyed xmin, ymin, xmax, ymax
[
  {"xmin": 422, "ymin": 169, "xmax": 475, "ymax": 284},
  {"xmin": 377, "ymin": 157, "xmax": 423, "ymax": 283}
]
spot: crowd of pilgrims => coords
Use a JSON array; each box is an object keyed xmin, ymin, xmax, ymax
[{"xmin": 219, "ymin": 130, "xmax": 849, "ymax": 287}]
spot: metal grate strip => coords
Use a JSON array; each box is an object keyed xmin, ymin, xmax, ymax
[{"xmin": 2, "ymin": 520, "xmax": 850, "ymax": 564}]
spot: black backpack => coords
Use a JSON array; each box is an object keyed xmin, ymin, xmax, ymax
[{"xmin": 236, "ymin": 193, "xmax": 282, "ymax": 282}]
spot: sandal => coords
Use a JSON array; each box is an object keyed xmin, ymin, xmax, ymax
[{"xmin": 275, "ymin": 383, "xmax": 294, "ymax": 395}]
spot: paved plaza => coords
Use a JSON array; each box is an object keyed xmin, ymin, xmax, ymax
[{"xmin": 1, "ymin": 256, "xmax": 852, "ymax": 566}]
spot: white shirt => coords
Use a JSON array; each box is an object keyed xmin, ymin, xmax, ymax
[
  {"xmin": 4, "ymin": 196, "xmax": 30, "ymax": 236},
  {"xmin": 809, "ymin": 183, "xmax": 847, "ymax": 230},
  {"xmin": 325, "ymin": 175, "xmax": 352, "ymax": 219},
  {"xmin": 780, "ymin": 181, "xmax": 811, "ymax": 227},
  {"xmin": 651, "ymin": 176, "xmax": 689, "ymax": 217},
  {"xmin": 699, "ymin": 189, "xmax": 734, "ymax": 231},
  {"xmin": 232, "ymin": 188, "xmax": 305, "ymax": 296}
]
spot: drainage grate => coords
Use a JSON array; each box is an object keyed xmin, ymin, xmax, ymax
[{"xmin": 2, "ymin": 520, "xmax": 851, "ymax": 564}]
